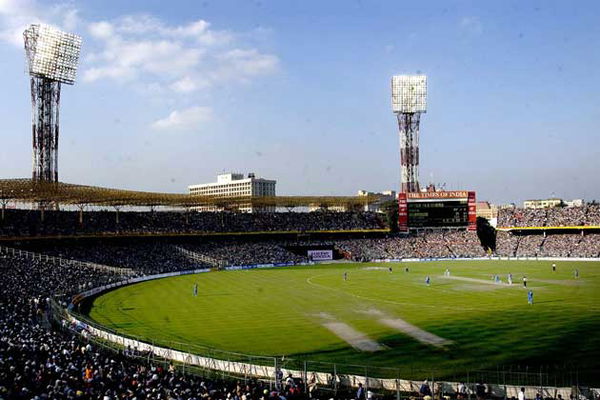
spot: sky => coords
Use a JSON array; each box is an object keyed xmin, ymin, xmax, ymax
[{"xmin": 0, "ymin": 0, "xmax": 599, "ymax": 204}]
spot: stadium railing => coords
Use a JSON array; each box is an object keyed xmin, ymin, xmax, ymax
[{"xmin": 0, "ymin": 245, "xmax": 134, "ymax": 275}]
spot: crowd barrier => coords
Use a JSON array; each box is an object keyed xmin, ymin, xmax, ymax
[
  {"xmin": 224, "ymin": 260, "xmax": 315, "ymax": 270},
  {"xmin": 68, "ymin": 312, "xmax": 592, "ymax": 399},
  {"xmin": 174, "ymin": 245, "xmax": 224, "ymax": 268},
  {"xmin": 0, "ymin": 245, "xmax": 134, "ymax": 275}
]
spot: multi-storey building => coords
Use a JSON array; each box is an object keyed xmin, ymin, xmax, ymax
[
  {"xmin": 188, "ymin": 173, "xmax": 276, "ymax": 212},
  {"xmin": 523, "ymin": 198, "xmax": 563, "ymax": 209}
]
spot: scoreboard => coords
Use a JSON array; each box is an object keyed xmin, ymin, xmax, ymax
[
  {"xmin": 398, "ymin": 191, "xmax": 476, "ymax": 232},
  {"xmin": 408, "ymin": 200, "xmax": 468, "ymax": 227}
]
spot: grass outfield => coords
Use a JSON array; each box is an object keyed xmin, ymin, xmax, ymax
[{"xmin": 87, "ymin": 260, "xmax": 600, "ymax": 380}]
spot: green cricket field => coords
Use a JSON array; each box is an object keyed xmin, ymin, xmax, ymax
[{"xmin": 87, "ymin": 260, "xmax": 600, "ymax": 380}]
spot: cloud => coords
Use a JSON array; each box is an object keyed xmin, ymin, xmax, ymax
[
  {"xmin": 99, "ymin": 14, "xmax": 232, "ymax": 44},
  {"xmin": 0, "ymin": 1, "xmax": 279, "ymax": 131},
  {"xmin": 0, "ymin": 0, "xmax": 82, "ymax": 46},
  {"xmin": 88, "ymin": 20, "xmax": 112, "ymax": 39},
  {"xmin": 212, "ymin": 49, "xmax": 279, "ymax": 81},
  {"xmin": 83, "ymin": 35, "xmax": 205, "ymax": 82},
  {"xmin": 0, "ymin": 0, "xmax": 41, "ymax": 46},
  {"xmin": 0, "ymin": 2, "xmax": 279, "ymax": 93},
  {"xmin": 151, "ymin": 106, "xmax": 213, "ymax": 132},
  {"xmin": 459, "ymin": 16, "xmax": 483, "ymax": 35},
  {"xmin": 82, "ymin": 15, "xmax": 278, "ymax": 92},
  {"xmin": 170, "ymin": 76, "xmax": 210, "ymax": 93}
]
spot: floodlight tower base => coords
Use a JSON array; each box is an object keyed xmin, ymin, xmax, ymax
[
  {"xmin": 30, "ymin": 76, "xmax": 61, "ymax": 182},
  {"xmin": 397, "ymin": 112, "xmax": 420, "ymax": 193}
]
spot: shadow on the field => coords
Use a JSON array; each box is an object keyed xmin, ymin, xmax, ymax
[{"xmin": 533, "ymin": 299, "xmax": 563, "ymax": 304}]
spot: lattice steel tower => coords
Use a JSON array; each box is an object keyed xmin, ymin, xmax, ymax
[
  {"xmin": 391, "ymin": 75, "xmax": 427, "ymax": 193},
  {"xmin": 23, "ymin": 24, "xmax": 82, "ymax": 182}
]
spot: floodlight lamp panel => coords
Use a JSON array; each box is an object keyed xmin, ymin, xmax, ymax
[
  {"xmin": 23, "ymin": 24, "xmax": 82, "ymax": 85},
  {"xmin": 391, "ymin": 75, "xmax": 427, "ymax": 114}
]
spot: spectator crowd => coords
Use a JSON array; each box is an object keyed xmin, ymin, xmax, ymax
[
  {"xmin": 498, "ymin": 205, "xmax": 600, "ymax": 228},
  {"xmin": 0, "ymin": 253, "xmax": 310, "ymax": 400},
  {"xmin": 0, "ymin": 210, "xmax": 384, "ymax": 238},
  {"xmin": 336, "ymin": 231, "xmax": 488, "ymax": 261},
  {"xmin": 12, "ymin": 230, "xmax": 600, "ymax": 275},
  {"xmin": 339, "ymin": 232, "xmax": 600, "ymax": 260},
  {"xmin": 495, "ymin": 232, "xmax": 600, "ymax": 258}
]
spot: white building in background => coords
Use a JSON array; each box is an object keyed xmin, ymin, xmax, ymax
[
  {"xmin": 188, "ymin": 173, "xmax": 276, "ymax": 213},
  {"xmin": 523, "ymin": 198, "xmax": 563, "ymax": 209},
  {"xmin": 522, "ymin": 198, "xmax": 584, "ymax": 209}
]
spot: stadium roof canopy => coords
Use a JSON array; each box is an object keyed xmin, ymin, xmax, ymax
[{"xmin": 0, "ymin": 179, "xmax": 382, "ymax": 209}]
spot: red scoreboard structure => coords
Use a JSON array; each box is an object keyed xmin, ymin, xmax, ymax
[{"xmin": 398, "ymin": 191, "xmax": 476, "ymax": 232}]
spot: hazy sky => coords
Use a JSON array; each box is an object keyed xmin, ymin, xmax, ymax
[{"xmin": 0, "ymin": 0, "xmax": 599, "ymax": 204}]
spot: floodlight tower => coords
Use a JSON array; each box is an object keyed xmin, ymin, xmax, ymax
[
  {"xmin": 391, "ymin": 75, "xmax": 427, "ymax": 193},
  {"xmin": 23, "ymin": 24, "xmax": 82, "ymax": 182}
]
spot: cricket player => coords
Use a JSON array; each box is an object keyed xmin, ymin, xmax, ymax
[
  {"xmin": 405, "ymin": 266, "xmax": 409, "ymax": 273},
  {"xmin": 508, "ymin": 273, "xmax": 513, "ymax": 285},
  {"xmin": 552, "ymin": 263, "xmax": 556, "ymax": 272},
  {"xmin": 389, "ymin": 266, "xmax": 393, "ymax": 273},
  {"xmin": 574, "ymin": 268, "xmax": 579, "ymax": 279},
  {"xmin": 343, "ymin": 272, "xmax": 348, "ymax": 281},
  {"xmin": 527, "ymin": 290, "xmax": 534, "ymax": 305},
  {"xmin": 193, "ymin": 283, "xmax": 198, "ymax": 297},
  {"xmin": 444, "ymin": 268, "xmax": 450, "ymax": 277},
  {"xmin": 425, "ymin": 276, "xmax": 431, "ymax": 286},
  {"xmin": 523, "ymin": 276, "xmax": 527, "ymax": 288}
]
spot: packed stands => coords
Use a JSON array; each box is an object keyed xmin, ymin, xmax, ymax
[
  {"xmin": 8, "ymin": 219, "xmax": 600, "ymax": 267},
  {"xmin": 177, "ymin": 241, "xmax": 307, "ymax": 266},
  {"xmin": 498, "ymin": 208, "xmax": 547, "ymax": 228},
  {"xmin": 337, "ymin": 232, "xmax": 599, "ymax": 261},
  {"xmin": 444, "ymin": 231, "xmax": 487, "ymax": 258},
  {"xmin": 336, "ymin": 232, "xmax": 482, "ymax": 261},
  {"xmin": 498, "ymin": 205, "xmax": 600, "ymax": 228},
  {"xmin": 0, "ymin": 209, "xmax": 385, "ymax": 237},
  {"xmin": 495, "ymin": 232, "xmax": 519, "ymax": 257},
  {"xmin": 337, "ymin": 238, "xmax": 399, "ymax": 260},
  {"xmin": 418, "ymin": 232, "xmax": 453, "ymax": 258},
  {"xmin": 579, "ymin": 234, "xmax": 600, "ymax": 257},
  {"xmin": 27, "ymin": 242, "xmax": 207, "ymax": 274},
  {"xmin": 515, "ymin": 235, "xmax": 545, "ymax": 257},
  {"xmin": 538, "ymin": 235, "xmax": 583, "ymax": 257},
  {"xmin": 0, "ymin": 254, "xmax": 305, "ymax": 400}
]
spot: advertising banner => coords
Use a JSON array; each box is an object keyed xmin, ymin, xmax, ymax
[
  {"xmin": 307, "ymin": 250, "xmax": 333, "ymax": 261},
  {"xmin": 407, "ymin": 191, "xmax": 469, "ymax": 199},
  {"xmin": 468, "ymin": 191, "xmax": 477, "ymax": 231},
  {"xmin": 398, "ymin": 192, "xmax": 408, "ymax": 232}
]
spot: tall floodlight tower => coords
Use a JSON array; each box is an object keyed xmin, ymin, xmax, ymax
[
  {"xmin": 391, "ymin": 75, "xmax": 427, "ymax": 193},
  {"xmin": 23, "ymin": 24, "xmax": 82, "ymax": 182}
]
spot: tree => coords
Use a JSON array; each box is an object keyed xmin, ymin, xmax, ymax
[
  {"xmin": 476, "ymin": 216, "xmax": 496, "ymax": 253},
  {"xmin": 380, "ymin": 199, "xmax": 399, "ymax": 233}
]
